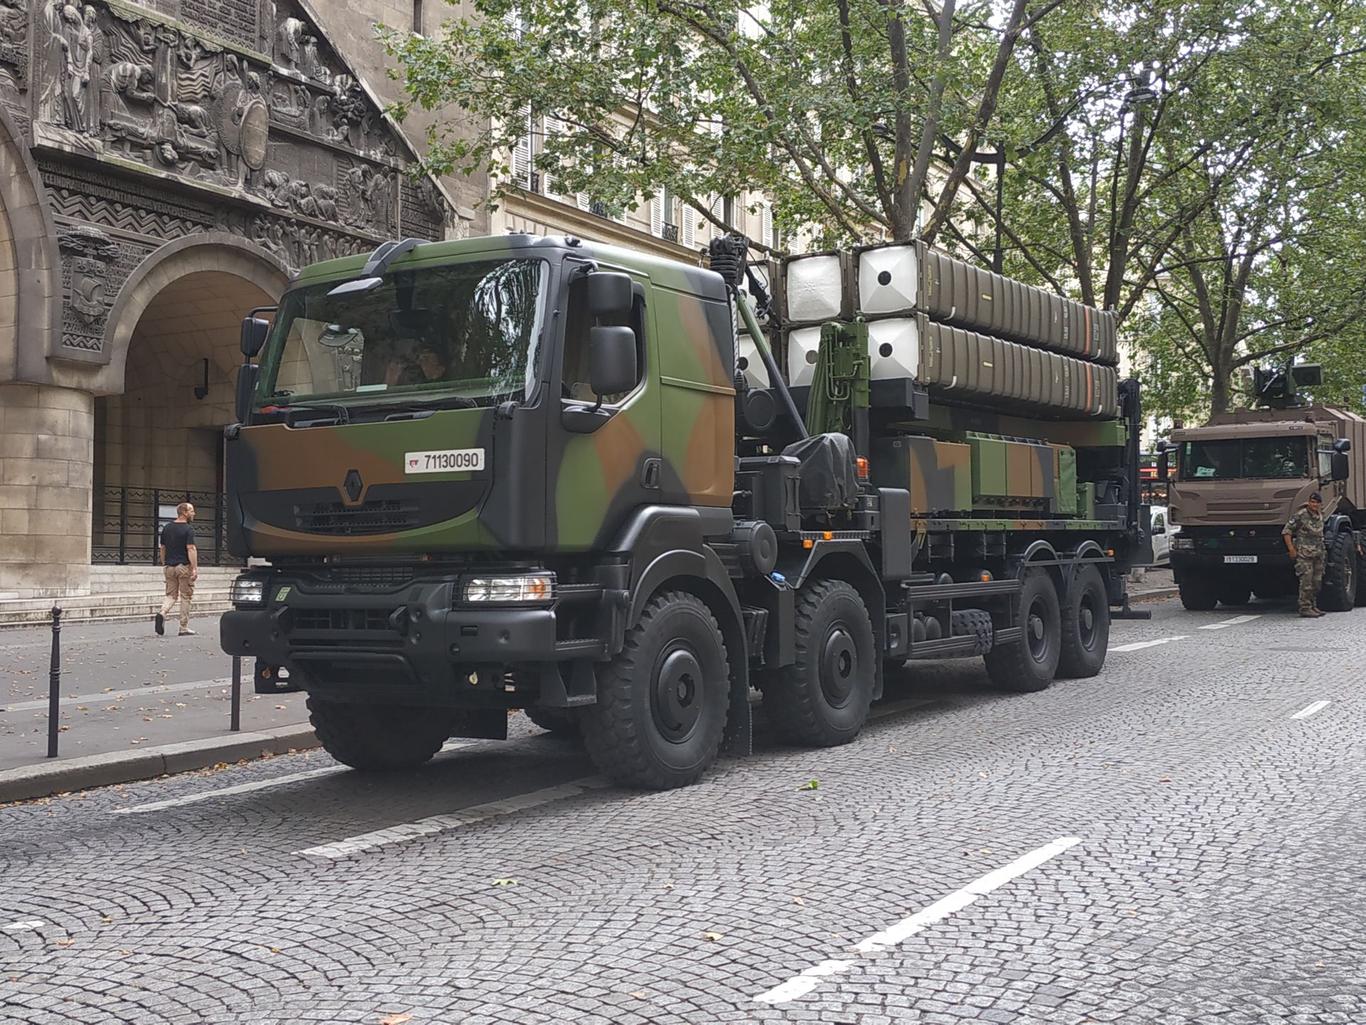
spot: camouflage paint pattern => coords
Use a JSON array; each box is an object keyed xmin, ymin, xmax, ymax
[
  {"xmin": 228, "ymin": 234, "xmax": 735, "ymax": 560},
  {"xmin": 872, "ymin": 436, "xmax": 972, "ymax": 514},
  {"xmin": 966, "ymin": 433, "xmax": 1056, "ymax": 510}
]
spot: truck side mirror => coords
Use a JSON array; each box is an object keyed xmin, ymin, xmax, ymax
[
  {"xmin": 1333, "ymin": 437, "xmax": 1352, "ymax": 453},
  {"xmin": 1157, "ymin": 449, "xmax": 1169, "ymax": 482},
  {"xmin": 589, "ymin": 325, "xmax": 638, "ymax": 399},
  {"xmin": 235, "ymin": 363, "xmax": 261, "ymax": 424},
  {"xmin": 1331, "ymin": 450, "xmax": 1349, "ymax": 481},
  {"xmin": 241, "ymin": 316, "xmax": 271, "ymax": 359},
  {"xmin": 587, "ymin": 272, "xmax": 633, "ymax": 319}
]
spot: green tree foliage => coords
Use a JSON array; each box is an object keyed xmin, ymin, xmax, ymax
[{"xmin": 386, "ymin": 0, "xmax": 1366, "ymax": 419}]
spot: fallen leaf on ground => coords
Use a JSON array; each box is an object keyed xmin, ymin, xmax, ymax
[
  {"xmin": 491, "ymin": 878, "xmax": 517, "ymax": 887},
  {"xmin": 1157, "ymin": 776, "xmax": 1172, "ymax": 783},
  {"xmin": 379, "ymin": 1014, "xmax": 413, "ymax": 1025},
  {"xmin": 798, "ymin": 779, "xmax": 820, "ymax": 791},
  {"xmin": 702, "ymin": 931, "xmax": 723, "ymax": 942},
  {"xmin": 54, "ymin": 939, "xmax": 74, "ymax": 948}
]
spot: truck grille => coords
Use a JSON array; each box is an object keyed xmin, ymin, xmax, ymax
[
  {"xmin": 292, "ymin": 608, "xmax": 397, "ymax": 632},
  {"xmin": 293, "ymin": 498, "xmax": 421, "ymax": 535}
]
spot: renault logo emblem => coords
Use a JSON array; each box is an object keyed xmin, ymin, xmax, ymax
[{"xmin": 343, "ymin": 469, "xmax": 363, "ymax": 503}]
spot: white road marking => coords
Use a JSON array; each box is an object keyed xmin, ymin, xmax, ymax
[
  {"xmin": 754, "ymin": 836, "xmax": 1082, "ymax": 1005},
  {"xmin": 2, "ymin": 677, "xmax": 233, "ymax": 712},
  {"xmin": 1199, "ymin": 615, "xmax": 1262, "ymax": 631},
  {"xmin": 296, "ymin": 776, "xmax": 610, "ymax": 860},
  {"xmin": 1290, "ymin": 700, "xmax": 1331, "ymax": 720},
  {"xmin": 1109, "ymin": 636, "xmax": 1189, "ymax": 652},
  {"xmin": 111, "ymin": 740, "xmax": 471, "ymax": 815},
  {"xmin": 3, "ymin": 920, "xmax": 45, "ymax": 931}
]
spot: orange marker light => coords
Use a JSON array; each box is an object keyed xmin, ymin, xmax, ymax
[
  {"xmin": 823, "ymin": 530, "xmax": 834, "ymax": 541},
  {"xmin": 856, "ymin": 457, "xmax": 869, "ymax": 479},
  {"xmin": 802, "ymin": 539, "xmax": 814, "ymax": 549}
]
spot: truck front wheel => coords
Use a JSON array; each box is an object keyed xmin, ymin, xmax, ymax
[
  {"xmin": 580, "ymin": 591, "xmax": 729, "ymax": 790},
  {"xmin": 1320, "ymin": 532, "xmax": 1357, "ymax": 612},
  {"xmin": 307, "ymin": 697, "xmax": 454, "ymax": 771},
  {"xmin": 1057, "ymin": 565, "xmax": 1110, "ymax": 679},
  {"xmin": 985, "ymin": 569, "xmax": 1061, "ymax": 692},
  {"xmin": 1178, "ymin": 575, "xmax": 1219, "ymax": 611},
  {"xmin": 761, "ymin": 579, "xmax": 876, "ymax": 747}
]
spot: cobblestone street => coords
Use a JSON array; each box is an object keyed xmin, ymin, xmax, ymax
[{"xmin": 2, "ymin": 594, "xmax": 1363, "ymax": 1024}]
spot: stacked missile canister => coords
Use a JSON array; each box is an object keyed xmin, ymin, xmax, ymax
[
  {"xmin": 770, "ymin": 242, "xmax": 1119, "ymax": 420},
  {"xmin": 736, "ymin": 242, "xmax": 1129, "ymax": 521}
]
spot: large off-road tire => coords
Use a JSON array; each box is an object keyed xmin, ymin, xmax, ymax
[
  {"xmin": 985, "ymin": 569, "xmax": 1061, "ymax": 692},
  {"xmin": 1057, "ymin": 565, "xmax": 1110, "ymax": 679},
  {"xmin": 580, "ymin": 591, "xmax": 729, "ymax": 790},
  {"xmin": 1178, "ymin": 574, "xmax": 1219, "ymax": 611},
  {"xmin": 307, "ymin": 697, "xmax": 453, "ymax": 771},
  {"xmin": 524, "ymin": 706, "xmax": 579, "ymax": 737},
  {"xmin": 1319, "ymin": 532, "xmax": 1357, "ymax": 612},
  {"xmin": 761, "ymin": 579, "xmax": 876, "ymax": 747}
]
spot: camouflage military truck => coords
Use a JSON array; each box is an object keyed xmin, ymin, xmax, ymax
[
  {"xmin": 220, "ymin": 233, "xmax": 1147, "ymax": 790},
  {"xmin": 1163, "ymin": 365, "xmax": 1366, "ymax": 612}
]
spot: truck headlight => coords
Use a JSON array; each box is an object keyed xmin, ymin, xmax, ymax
[
  {"xmin": 1171, "ymin": 537, "xmax": 1194, "ymax": 550},
  {"xmin": 230, "ymin": 576, "xmax": 268, "ymax": 607},
  {"xmin": 462, "ymin": 573, "xmax": 555, "ymax": 604}
]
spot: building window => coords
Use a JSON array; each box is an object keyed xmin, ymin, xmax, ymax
[
  {"xmin": 722, "ymin": 196, "xmax": 736, "ymax": 231},
  {"xmin": 413, "ymin": 0, "xmax": 423, "ymax": 34}
]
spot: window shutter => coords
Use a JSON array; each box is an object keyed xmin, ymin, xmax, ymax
[
  {"xmin": 541, "ymin": 115, "xmax": 562, "ymax": 197},
  {"xmin": 511, "ymin": 106, "xmax": 532, "ymax": 190},
  {"xmin": 681, "ymin": 204, "xmax": 696, "ymax": 248},
  {"xmin": 761, "ymin": 203, "xmax": 773, "ymax": 248},
  {"xmin": 577, "ymin": 192, "xmax": 590, "ymax": 210},
  {"xmin": 650, "ymin": 195, "xmax": 663, "ymax": 237}
]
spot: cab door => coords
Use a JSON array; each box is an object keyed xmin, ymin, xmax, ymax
[{"xmin": 549, "ymin": 263, "xmax": 660, "ymax": 551}]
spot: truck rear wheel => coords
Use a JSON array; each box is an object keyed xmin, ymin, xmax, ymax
[
  {"xmin": 1320, "ymin": 532, "xmax": 1357, "ymax": 612},
  {"xmin": 1057, "ymin": 565, "xmax": 1109, "ymax": 679},
  {"xmin": 307, "ymin": 697, "xmax": 453, "ymax": 771},
  {"xmin": 1178, "ymin": 575, "xmax": 1218, "ymax": 611},
  {"xmin": 985, "ymin": 569, "xmax": 1061, "ymax": 692},
  {"xmin": 580, "ymin": 591, "xmax": 729, "ymax": 790},
  {"xmin": 761, "ymin": 579, "xmax": 876, "ymax": 747}
]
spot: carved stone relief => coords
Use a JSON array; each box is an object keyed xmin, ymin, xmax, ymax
[{"xmin": 58, "ymin": 224, "xmax": 118, "ymax": 352}]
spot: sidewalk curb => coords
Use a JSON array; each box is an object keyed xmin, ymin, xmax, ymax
[
  {"xmin": 1130, "ymin": 586, "xmax": 1179, "ymax": 603},
  {"xmin": 0, "ymin": 725, "xmax": 320, "ymax": 805}
]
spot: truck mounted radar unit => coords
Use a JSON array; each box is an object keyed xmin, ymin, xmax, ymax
[
  {"xmin": 1164, "ymin": 363, "xmax": 1365, "ymax": 612},
  {"xmin": 221, "ymin": 233, "xmax": 1147, "ymax": 789}
]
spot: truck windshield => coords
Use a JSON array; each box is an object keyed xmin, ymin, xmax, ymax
[
  {"xmin": 1180, "ymin": 438, "xmax": 1309, "ymax": 480},
  {"xmin": 257, "ymin": 258, "xmax": 549, "ymax": 408}
]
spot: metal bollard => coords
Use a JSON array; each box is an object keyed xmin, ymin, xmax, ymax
[
  {"xmin": 46, "ymin": 606, "xmax": 61, "ymax": 759},
  {"xmin": 230, "ymin": 656, "xmax": 242, "ymax": 732}
]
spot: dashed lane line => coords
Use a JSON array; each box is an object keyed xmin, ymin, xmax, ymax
[
  {"xmin": 1199, "ymin": 614, "xmax": 1262, "ymax": 631},
  {"xmin": 754, "ymin": 836, "xmax": 1083, "ymax": 1005},
  {"xmin": 2, "ymin": 677, "xmax": 233, "ymax": 712},
  {"xmin": 1290, "ymin": 700, "xmax": 1331, "ymax": 720},
  {"xmin": 1109, "ymin": 636, "xmax": 1189, "ymax": 653},
  {"xmin": 111, "ymin": 740, "xmax": 470, "ymax": 814},
  {"xmin": 295, "ymin": 776, "xmax": 610, "ymax": 860}
]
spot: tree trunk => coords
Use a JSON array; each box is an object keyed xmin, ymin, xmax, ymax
[{"xmin": 1209, "ymin": 358, "xmax": 1232, "ymax": 413}]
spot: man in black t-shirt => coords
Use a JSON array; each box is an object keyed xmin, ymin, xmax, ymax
[{"xmin": 156, "ymin": 503, "xmax": 198, "ymax": 637}]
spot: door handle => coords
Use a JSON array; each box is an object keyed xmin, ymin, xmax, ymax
[{"xmin": 641, "ymin": 458, "xmax": 661, "ymax": 489}]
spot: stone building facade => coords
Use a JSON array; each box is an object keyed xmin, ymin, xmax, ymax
[{"xmin": 0, "ymin": 0, "xmax": 459, "ymax": 597}]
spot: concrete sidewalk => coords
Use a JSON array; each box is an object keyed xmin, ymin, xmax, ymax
[{"xmin": 0, "ymin": 610, "xmax": 312, "ymax": 801}]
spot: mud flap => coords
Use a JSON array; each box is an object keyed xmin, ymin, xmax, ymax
[{"xmin": 721, "ymin": 672, "xmax": 752, "ymax": 757}]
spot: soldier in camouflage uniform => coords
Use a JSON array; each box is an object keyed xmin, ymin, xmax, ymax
[{"xmin": 1282, "ymin": 492, "xmax": 1326, "ymax": 617}]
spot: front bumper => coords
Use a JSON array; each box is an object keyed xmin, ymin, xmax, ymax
[{"xmin": 219, "ymin": 572, "xmax": 610, "ymax": 704}]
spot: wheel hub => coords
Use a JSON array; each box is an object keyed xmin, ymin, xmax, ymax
[
  {"xmin": 1026, "ymin": 597, "xmax": 1050, "ymax": 662},
  {"xmin": 653, "ymin": 646, "xmax": 703, "ymax": 743},
  {"xmin": 820, "ymin": 626, "xmax": 858, "ymax": 707}
]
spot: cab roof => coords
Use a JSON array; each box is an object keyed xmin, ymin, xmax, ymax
[{"xmin": 291, "ymin": 233, "xmax": 727, "ymax": 301}]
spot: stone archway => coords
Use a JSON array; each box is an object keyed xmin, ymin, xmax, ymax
[{"xmin": 91, "ymin": 239, "xmax": 288, "ymax": 566}]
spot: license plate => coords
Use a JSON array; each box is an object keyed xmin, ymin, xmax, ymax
[
  {"xmin": 1223, "ymin": 555, "xmax": 1257, "ymax": 564},
  {"xmin": 405, "ymin": 448, "xmax": 485, "ymax": 473}
]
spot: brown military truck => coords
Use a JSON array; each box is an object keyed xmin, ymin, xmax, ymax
[{"xmin": 1163, "ymin": 369, "xmax": 1366, "ymax": 611}]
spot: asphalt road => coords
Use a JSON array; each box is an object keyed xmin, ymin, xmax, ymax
[{"xmin": 2, "ymin": 593, "xmax": 1362, "ymax": 1024}]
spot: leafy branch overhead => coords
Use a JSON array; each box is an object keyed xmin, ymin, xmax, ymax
[{"xmin": 385, "ymin": 0, "xmax": 1366, "ymax": 419}]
